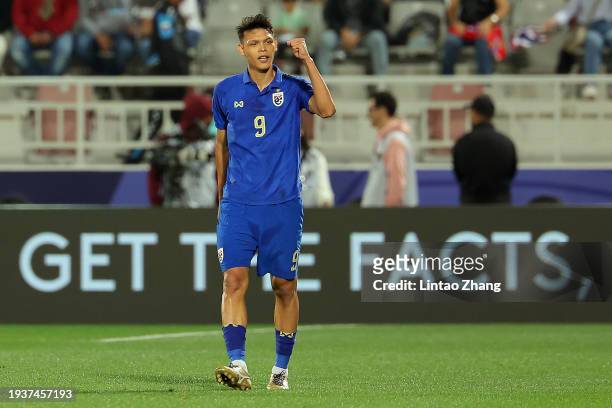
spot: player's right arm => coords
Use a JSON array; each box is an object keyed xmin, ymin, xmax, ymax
[
  {"xmin": 212, "ymin": 83, "xmax": 229, "ymax": 213},
  {"xmin": 215, "ymin": 129, "xmax": 229, "ymax": 209}
]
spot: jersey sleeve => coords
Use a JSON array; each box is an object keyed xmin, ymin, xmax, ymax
[
  {"xmin": 212, "ymin": 85, "xmax": 228, "ymax": 130},
  {"xmin": 294, "ymin": 77, "xmax": 314, "ymax": 113}
]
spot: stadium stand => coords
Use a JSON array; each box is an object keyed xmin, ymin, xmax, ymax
[
  {"xmin": 510, "ymin": 0, "xmax": 574, "ymax": 74},
  {"xmin": 1, "ymin": 0, "xmax": 612, "ymax": 205},
  {"xmin": 2, "ymin": 74, "xmax": 612, "ymax": 168}
]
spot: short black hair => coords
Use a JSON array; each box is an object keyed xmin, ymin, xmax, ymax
[
  {"xmin": 371, "ymin": 91, "xmax": 397, "ymax": 116},
  {"xmin": 236, "ymin": 14, "xmax": 274, "ymax": 42},
  {"xmin": 469, "ymin": 95, "xmax": 495, "ymax": 119}
]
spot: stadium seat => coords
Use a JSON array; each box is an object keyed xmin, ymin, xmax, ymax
[
  {"xmin": 299, "ymin": 0, "xmax": 325, "ymax": 53},
  {"xmin": 204, "ymin": 0, "xmax": 265, "ymax": 73},
  {"xmin": 205, "ymin": 0, "xmax": 263, "ymax": 30},
  {"xmin": 387, "ymin": 0, "xmax": 445, "ymax": 59},
  {"xmin": 510, "ymin": 0, "xmax": 569, "ymax": 73}
]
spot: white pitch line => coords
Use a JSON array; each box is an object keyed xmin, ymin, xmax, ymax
[{"xmin": 97, "ymin": 324, "xmax": 358, "ymax": 344}]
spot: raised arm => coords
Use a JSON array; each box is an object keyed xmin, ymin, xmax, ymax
[
  {"xmin": 215, "ymin": 129, "xmax": 229, "ymax": 205},
  {"xmin": 287, "ymin": 38, "xmax": 336, "ymax": 118}
]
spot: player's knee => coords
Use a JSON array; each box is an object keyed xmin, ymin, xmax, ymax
[
  {"xmin": 223, "ymin": 271, "xmax": 248, "ymax": 296},
  {"xmin": 271, "ymin": 278, "xmax": 297, "ymax": 300}
]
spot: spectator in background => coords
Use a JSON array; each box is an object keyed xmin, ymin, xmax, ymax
[
  {"xmin": 543, "ymin": 0, "xmax": 612, "ymax": 98},
  {"xmin": 136, "ymin": 0, "xmax": 203, "ymax": 67},
  {"xmin": 453, "ymin": 95, "xmax": 517, "ymax": 205},
  {"xmin": 10, "ymin": 0, "xmax": 78, "ymax": 75},
  {"xmin": 441, "ymin": 0, "xmax": 510, "ymax": 75},
  {"xmin": 300, "ymin": 135, "xmax": 335, "ymax": 207},
  {"xmin": 0, "ymin": 0, "xmax": 12, "ymax": 72},
  {"xmin": 362, "ymin": 92, "xmax": 418, "ymax": 207},
  {"xmin": 149, "ymin": 93, "xmax": 216, "ymax": 208},
  {"xmin": 180, "ymin": 0, "xmax": 204, "ymax": 51},
  {"xmin": 147, "ymin": 0, "xmax": 194, "ymax": 132},
  {"xmin": 317, "ymin": 0, "xmax": 389, "ymax": 76},
  {"xmin": 537, "ymin": 0, "xmax": 582, "ymax": 74},
  {"xmin": 272, "ymin": 0, "xmax": 308, "ymax": 74},
  {"xmin": 132, "ymin": 0, "xmax": 158, "ymax": 64},
  {"xmin": 76, "ymin": 0, "xmax": 134, "ymax": 75}
]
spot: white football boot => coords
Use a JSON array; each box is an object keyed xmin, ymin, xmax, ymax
[
  {"xmin": 266, "ymin": 367, "xmax": 289, "ymax": 390},
  {"xmin": 215, "ymin": 360, "xmax": 252, "ymax": 390}
]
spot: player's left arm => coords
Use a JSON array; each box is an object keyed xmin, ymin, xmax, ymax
[{"xmin": 287, "ymin": 38, "xmax": 336, "ymax": 118}]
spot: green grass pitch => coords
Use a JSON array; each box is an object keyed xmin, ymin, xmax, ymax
[{"xmin": 0, "ymin": 324, "xmax": 611, "ymax": 407}]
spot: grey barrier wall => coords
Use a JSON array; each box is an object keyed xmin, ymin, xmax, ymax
[{"xmin": 1, "ymin": 207, "xmax": 611, "ymax": 323}]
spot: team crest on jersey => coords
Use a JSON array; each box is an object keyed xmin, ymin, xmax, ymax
[
  {"xmin": 217, "ymin": 248, "xmax": 224, "ymax": 263},
  {"xmin": 272, "ymin": 91, "xmax": 284, "ymax": 107}
]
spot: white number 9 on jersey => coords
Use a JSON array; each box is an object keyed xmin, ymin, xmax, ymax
[{"xmin": 254, "ymin": 115, "xmax": 266, "ymax": 138}]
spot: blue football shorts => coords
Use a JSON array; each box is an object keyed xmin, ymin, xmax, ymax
[{"xmin": 216, "ymin": 197, "xmax": 303, "ymax": 281}]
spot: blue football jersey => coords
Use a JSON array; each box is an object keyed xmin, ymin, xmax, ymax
[{"xmin": 213, "ymin": 66, "xmax": 314, "ymax": 205}]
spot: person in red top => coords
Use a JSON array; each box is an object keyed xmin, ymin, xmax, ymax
[
  {"xmin": 441, "ymin": 0, "xmax": 510, "ymax": 75},
  {"xmin": 10, "ymin": 0, "xmax": 78, "ymax": 75}
]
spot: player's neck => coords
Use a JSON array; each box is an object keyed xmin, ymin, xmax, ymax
[{"xmin": 248, "ymin": 65, "xmax": 276, "ymax": 92}]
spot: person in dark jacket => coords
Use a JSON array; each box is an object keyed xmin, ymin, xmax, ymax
[
  {"xmin": 151, "ymin": 0, "xmax": 190, "ymax": 76},
  {"xmin": 453, "ymin": 95, "xmax": 517, "ymax": 204},
  {"xmin": 149, "ymin": 0, "xmax": 191, "ymax": 130},
  {"xmin": 316, "ymin": 0, "xmax": 389, "ymax": 75}
]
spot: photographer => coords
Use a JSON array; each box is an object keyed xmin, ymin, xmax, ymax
[{"xmin": 148, "ymin": 93, "xmax": 217, "ymax": 208}]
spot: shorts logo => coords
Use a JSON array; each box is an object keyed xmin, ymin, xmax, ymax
[
  {"xmin": 217, "ymin": 248, "xmax": 224, "ymax": 263},
  {"xmin": 234, "ymin": 100, "xmax": 244, "ymax": 108},
  {"xmin": 272, "ymin": 91, "xmax": 284, "ymax": 107}
]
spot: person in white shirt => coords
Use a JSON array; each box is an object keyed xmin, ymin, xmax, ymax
[
  {"xmin": 300, "ymin": 136, "xmax": 334, "ymax": 207},
  {"xmin": 361, "ymin": 91, "xmax": 418, "ymax": 207},
  {"xmin": 544, "ymin": 0, "xmax": 612, "ymax": 97},
  {"xmin": 179, "ymin": 0, "xmax": 204, "ymax": 49}
]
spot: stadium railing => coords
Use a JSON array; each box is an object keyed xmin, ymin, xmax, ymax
[{"xmin": 1, "ymin": 75, "xmax": 612, "ymax": 170}]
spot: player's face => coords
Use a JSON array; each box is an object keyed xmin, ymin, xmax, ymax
[{"xmin": 238, "ymin": 29, "xmax": 277, "ymax": 73}]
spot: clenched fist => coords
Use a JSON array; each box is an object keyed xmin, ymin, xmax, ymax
[{"xmin": 287, "ymin": 38, "xmax": 312, "ymax": 61}]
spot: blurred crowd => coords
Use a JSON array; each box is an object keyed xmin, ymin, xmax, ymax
[
  {"xmin": 149, "ymin": 88, "xmax": 519, "ymax": 210},
  {"xmin": 2, "ymin": 0, "xmax": 586, "ymax": 209},
  {"xmin": 0, "ymin": 0, "xmax": 611, "ymax": 82},
  {"xmin": 0, "ymin": 0, "xmax": 205, "ymax": 76}
]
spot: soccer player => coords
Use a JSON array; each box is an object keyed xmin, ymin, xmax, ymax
[{"xmin": 212, "ymin": 14, "xmax": 335, "ymax": 391}]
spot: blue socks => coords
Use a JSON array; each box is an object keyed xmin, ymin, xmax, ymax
[
  {"xmin": 275, "ymin": 330, "xmax": 297, "ymax": 369},
  {"xmin": 222, "ymin": 325, "xmax": 296, "ymax": 369},
  {"xmin": 222, "ymin": 324, "xmax": 246, "ymax": 362}
]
